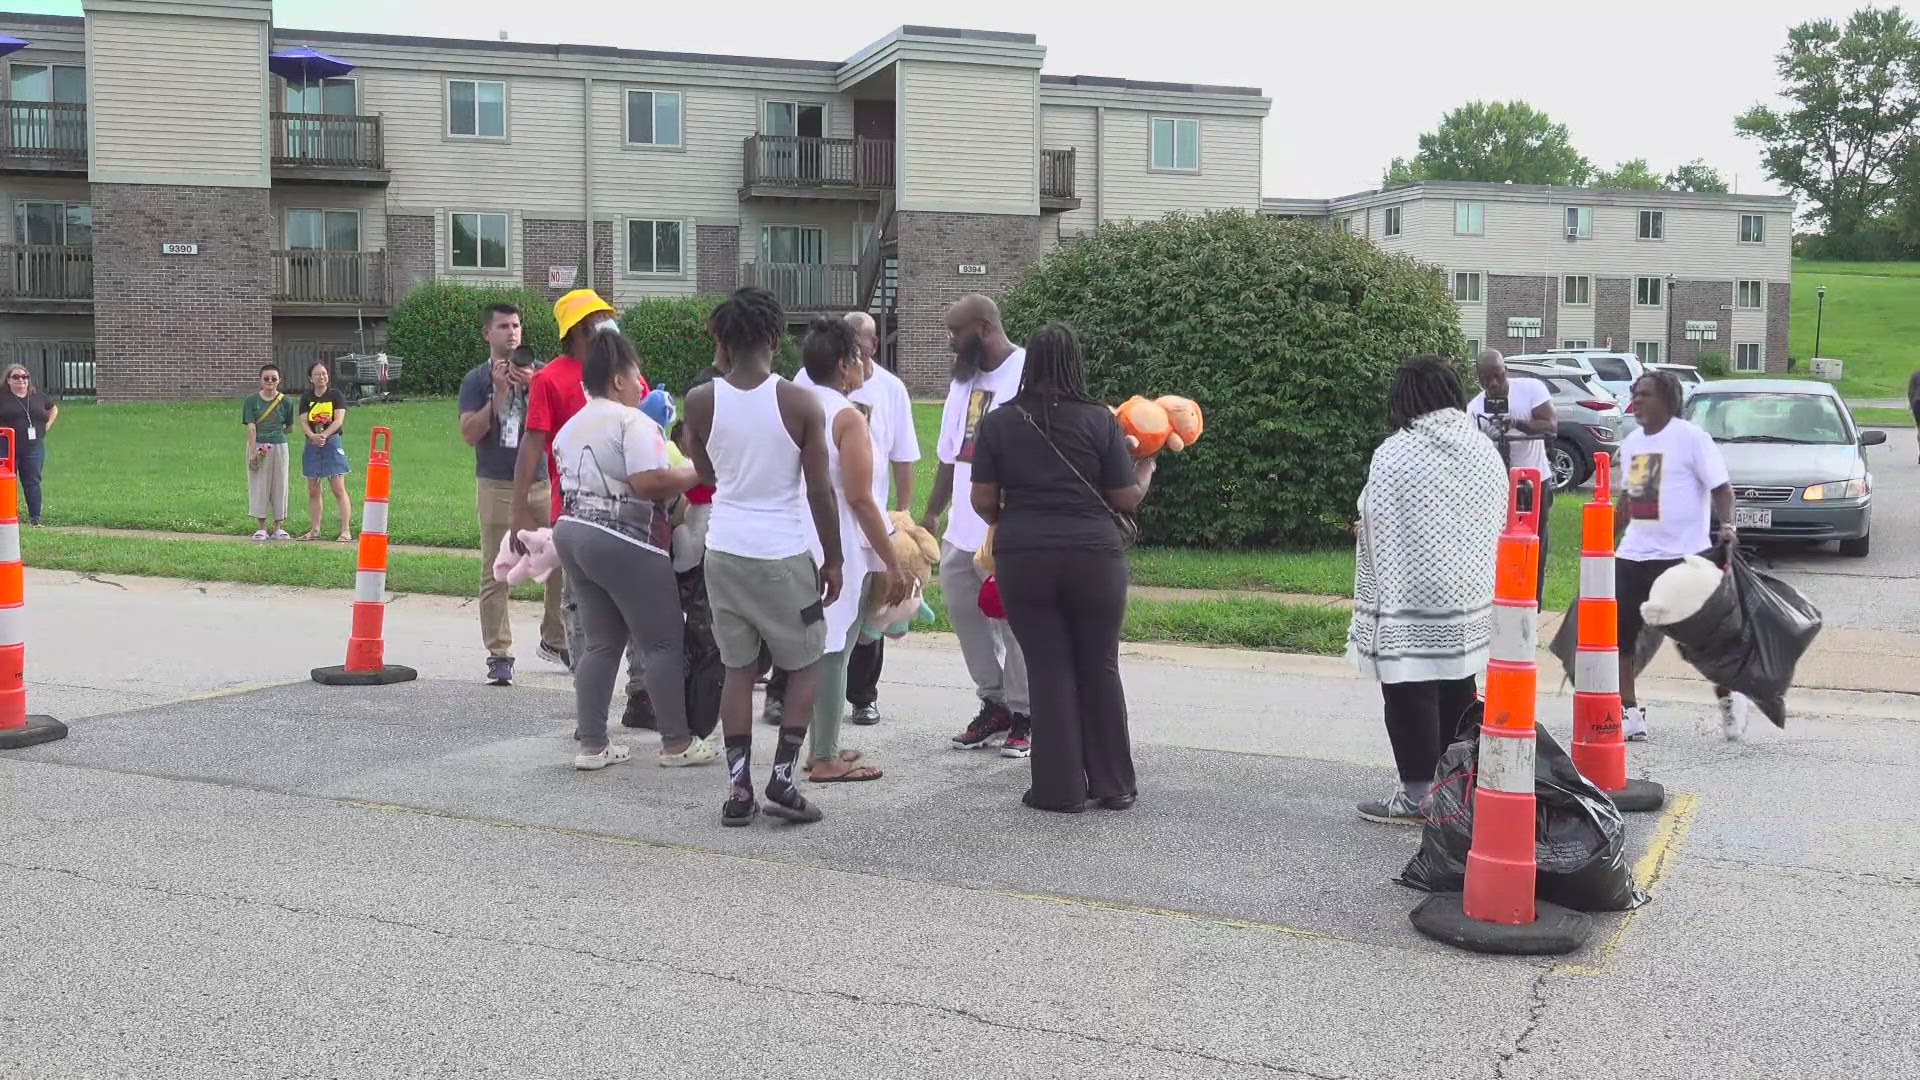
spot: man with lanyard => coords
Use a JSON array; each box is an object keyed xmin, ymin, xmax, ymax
[{"xmin": 1465, "ymin": 349, "xmax": 1557, "ymax": 609}]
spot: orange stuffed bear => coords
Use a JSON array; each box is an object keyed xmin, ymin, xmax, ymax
[{"xmin": 1114, "ymin": 394, "xmax": 1204, "ymax": 457}]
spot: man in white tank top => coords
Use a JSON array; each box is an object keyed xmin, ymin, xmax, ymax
[{"xmin": 684, "ymin": 288, "xmax": 843, "ymax": 828}]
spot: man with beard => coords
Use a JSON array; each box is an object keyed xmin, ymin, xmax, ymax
[{"xmin": 920, "ymin": 294, "xmax": 1032, "ymax": 756}]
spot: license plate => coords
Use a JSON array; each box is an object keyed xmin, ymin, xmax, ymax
[{"xmin": 1734, "ymin": 507, "xmax": 1772, "ymax": 529}]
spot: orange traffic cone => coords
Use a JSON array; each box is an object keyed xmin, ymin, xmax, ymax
[
  {"xmin": 312, "ymin": 427, "xmax": 417, "ymax": 686},
  {"xmin": 1569, "ymin": 453, "xmax": 1664, "ymax": 812},
  {"xmin": 0, "ymin": 431, "xmax": 64, "ymax": 749},
  {"xmin": 1411, "ymin": 468, "xmax": 1593, "ymax": 954}
]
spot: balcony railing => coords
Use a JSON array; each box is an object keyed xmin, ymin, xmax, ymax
[
  {"xmin": 741, "ymin": 135, "xmax": 893, "ymax": 192},
  {"xmin": 1042, "ymin": 147, "xmax": 1077, "ymax": 201},
  {"xmin": 739, "ymin": 262, "xmax": 858, "ymax": 312},
  {"xmin": 271, "ymin": 111, "xmax": 384, "ymax": 171},
  {"xmin": 0, "ymin": 101, "xmax": 88, "ymax": 165},
  {"xmin": 273, "ymin": 250, "xmax": 387, "ymax": 306},
  {"xmin": 7, "ymin": 339, "xmax": 94, "ymax": 397},
  {"xmin": 0, "ymin": 244, "xmax": 92, "ymax": 300}
]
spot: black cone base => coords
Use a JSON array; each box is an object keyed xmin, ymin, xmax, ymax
[
  {"xmin": 311, "ymin": 664, "xmax": 418, "ymax": 686},
  {"xmin": 1607, "ymin": 778, "xmax": 1667, "ymax": 813},
  {"xmin": 1410, "ymin": 892, "xmax": 1594, "ymax": 956},
  {"xmin": 0, "ymin": 714, "xmax": 68, "ymax": 749}
]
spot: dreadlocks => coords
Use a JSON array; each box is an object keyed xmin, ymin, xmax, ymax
[
  {"xmin": 708, "ymin": 287, "xmax": 785, "ymax": 362},
  {"xmin": 1018, "ymin": 322, "xmax": 1095, "ymax": 409},
  {"xmin": 1634, "ymin": 370, "xmax": 1684, "ymax": 417},
  {"xmin": 1388, "ymin": 355, "xmax": 1467, "ymax": 430}
]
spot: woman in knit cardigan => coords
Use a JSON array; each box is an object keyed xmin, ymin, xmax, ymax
[{"xmin": 1348, "ymin": 356, "xmax": 1508, "ymax": 825}]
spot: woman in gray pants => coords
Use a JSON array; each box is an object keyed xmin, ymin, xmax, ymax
[{"xmin": 550, "ymin": 327, "xmax": 712, "ymax": 770}]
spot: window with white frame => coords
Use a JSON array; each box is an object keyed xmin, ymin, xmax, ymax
[
  {"xmin": 1738, "ymin": 214, "xmax": 1765, "ymax": 244},
  {"xmin": 1561, "ymin": 339, "xmax": 1591, "ymax": 350},
  {"xmin": 1564, "ymin": 206, "xmax": 1591, "ymax": 238},
  {"xmin": 626, "ymin": 219, "xmax": 683, "ymax": 275},
  {"xmin": 8, "ymin": 62, "xmax": 86, "ymax": 103},
  {"xmin": 1336, "ymin": 217, "xmax": 1352, "ymax": 235},
  {"xmin": 1638, "ymin": 210, "xmax": 1664, "ymax": 240},
  {"xmin": 1453, "ymin": 272, "xmax": 1483, "ymax": 303},
  {"xmin": 450, "ymin": 212, "xmax": 509, "ymax": 270},
  {"xmin": 1150, "ymin": 117, "xmax": 1200, "ymax": 171},
  {"xmin": 1634, "ymin": 341, "xmax": 1662, "ymax": 364},
  {"xmin": 1735, "ymin": 342, "xmax": 1763, "ymax": 372},
  {"xmin": 1635, "ymin": 276, "xmax": 1664, "ymax": 306},
  {"xmin": 1465, "ymin": 338, "xmax": 1482, "ymax": 356},
  {"xmin": 1736, "ymin": 279, "xmax": 1764, "ymax": 309},
  {"xmin": 1563, "ymin": 275, "xmax": 1591, "ymax": 305},
  {"xmin": 448, "ymin": 79, "xmax": 506, "ymax": 138},
  {"xmin": 1454, "ymin": 202, "xmax": 1484, "ymax": 236},
  {"xmin": 625, "ymin": 90, "xmax": 683, "ymax": 147},
  {"xmin": 1384, "ymin": 206, "xmax": 1402, "ymax": 236}
]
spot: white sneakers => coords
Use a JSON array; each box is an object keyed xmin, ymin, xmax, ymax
[
  {"xmin": 1718, "ymin": 693, "xmax": 1752, "ymax": 742},
  {"xmin": 574, "ymin": 744, "xmax": 633, "ymax": 770},
  {"xmin": 1622, "ymin": 705, "xmax": 1650, "ymax": 742}
]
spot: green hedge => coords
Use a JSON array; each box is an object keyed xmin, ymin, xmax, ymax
[
  {"xmin": 618, "ymin": 293, "xmax": 801, "ymax": 393},
  {"xmin": 386, "ymin": 282, "xmax": 559, "ymax": 394},
  {"xmin": 998, "ymin": 210, "xmax": 1466, "ymax": 548}
]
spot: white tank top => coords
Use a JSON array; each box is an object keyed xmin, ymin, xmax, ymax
[
  {"xmin": 706, "ymin": 375, "xmax": 810, "ymax": 560},
  {"xmin": 805, "ymin": 383, "xmax": 879, "ymax": 579}
]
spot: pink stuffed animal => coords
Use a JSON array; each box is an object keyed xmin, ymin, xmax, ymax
[{"xmin": 492, "ymin": 527, "xmax": 559, "ymax": 585}]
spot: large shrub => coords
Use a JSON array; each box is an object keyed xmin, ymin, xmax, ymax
[
  {"xmin": 386, "ymin": 281, "xmax": 559, "ymax": 394},
  {"xmin": 998, "ymin": 210, "xmax": 1466, "ymax": 547},
  {"xmin": 619, "ymin": 292, "xmax": 801, "ymax": 393}
]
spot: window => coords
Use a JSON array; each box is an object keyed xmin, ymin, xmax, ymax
[
  {"xmin": 1634, "ymin": 341, "xmax": 1662, "ymax": 364},
  {"xmin": 285, "ymin": 209, "xmax": 360, "ymax": 251},
  {"xmin": 761, "ymin": 100, "xmax": 825, "ymax": 178},
  {"xmin": 1638, "ymin": 210, "xmax": 1664, "ymax": 240},
  {"xmin": 14, "ymin": 201, "xmax": 90, "ymax": 246},
  {"xmin": 12, "ymin": 201, "xmax": 89, "ymax": 297},
  {"xmin": 1335, "ymin": 217, "xmax": 1352, "ymax": 235},
  {"xmin": 1735, "ymin": 342, "xmax": 1763, "ymax": 372},
  {"xmin": 1737, "ymin": 280, "xmax": 1764, "ymax": 310},
  {"xmin": 626, "ymin": 89, "xmax": 682, "ymax": 147},
  {"xmin": 8, "ymin": 62, "xmax": 86, "ymax": 103},
  {"xmin": 447, "ymin": 80, "xmax": 506, "ymax": 138},
  {"xmin": 1454, "ymin": 201, "xmax": 1484, "ymax": 236},
  {"xmin": 283, "ymin": 76, "xmax": 355, "ymax": 115},
  {"xmin": 450, "ymin": 212, "xmax": 509, "ymax": 270},
  {"xmin": 1563, "ymin": 275, "xmax": 1591, "ymax": 305},
  {"xmin": 1636, "ymin": 276, "xmax": 1664, "ymax": 306},
  {"xmin": 1739, "ymin": 214, "xmax": 1765, "ymax": 244},
  {"xmin": 1465, "ymin": 338, "xmax": 1482, "ymax": 356},
  {"xmin": 1453, "ymin": 272, "xmax": 1483, "ymax": 303},
  {"xmin": 1384, "ymin": 206, "xmax": 1402, "ymax": 236},
  {"xmin": 1564, "ymin": 206, "xmax": 1591, "ymax": 238},
  {"xmin": 626, "ymin": 219, "xmax": 683, "ymax": 274},
  {"xmin": 1561, "ymin": 339, "xmax": 1591, "ymax": 350},
  {"xmin": 1150, "ymin": 117, "xmax": 1200, "ymax": 171}
]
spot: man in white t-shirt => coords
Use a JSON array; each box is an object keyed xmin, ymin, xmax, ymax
[
  {"xmin": 919, "ymin": 294, "xmax": 1031, "ymax": 755},
  {"xmin": 1613, "ymin": 370, "xmax": 1742, "ymax": 741},
  {"xmin": 1466, "ymin": 350, "xmax": 1558, "ymax": 609}
]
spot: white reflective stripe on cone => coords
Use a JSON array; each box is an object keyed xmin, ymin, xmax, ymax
[
  {"xmin": 360, "ymin": 500, "xmax": 390, "ymax": 536},
  {"xmin": 0, "ymin": 602, "xmax": 23, "ymax": 647},
  {"xmin": 1489, "ymin": 602, "xmax": 1538, "ymax": 663},
  {"xmin": 1477, "ymin": 728, "xmax": 1535, "ymax": 794},
  {"xmin": 0, "ymin": 522, "xmax": 18, "ymax": 564},
  {"xmin": 1579, "ymin": 556, "xmax": 1615, "ymax": 599},
  {"xmin": 354, "ymin": 570, "xmax": 387, "ymax": 603},
  {"xmin": 1574, "ymin": 649, "xmax": 1620, "ymax": 692}
]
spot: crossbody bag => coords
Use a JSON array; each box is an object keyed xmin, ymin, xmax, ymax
[{"xmin": 1014, "ymin": 405, "xmax": 1138, "ymax": 549}]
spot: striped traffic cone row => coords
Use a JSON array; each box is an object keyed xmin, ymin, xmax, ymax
[
  {"xmin": 0, "ymin": 432, "xmax": 65, "ymax": 749},
  {"xmin": 1569, "ymin": 453, "xmax": 1664, "ymax": 812},
  {"xmin": 312, "ymin": 427, "xmax": 417, "ymax": 687},
  {"xmin": 1411, "ymin": 467, "xmax": 1593, "ymax": 955}
]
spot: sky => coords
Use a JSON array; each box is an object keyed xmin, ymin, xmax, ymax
[{"xmin": 13, "ymin": 0, "xmax": 1885, "ymax": 200}]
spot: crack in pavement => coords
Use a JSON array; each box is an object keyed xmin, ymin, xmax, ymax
[
  {"xmin": 1, "ymin": 858, "xmax": 1355, "ymax": 1079},
  {"xmin": 1697, "ymin": 855, "xmax": 1919, "ymax": 889},
  {"xmin": 1491, "ymin": 969, "xmax": 1555, "ymax": 1080}
]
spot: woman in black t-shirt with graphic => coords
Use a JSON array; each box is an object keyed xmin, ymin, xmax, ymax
[
  {"xmin": 297, "ymin": 360, "xmax": 353, "ymax": 542},
  {"xmin": 0, "ymin": 364, "xmax": 57, "ymax": 525},
  {"xmin": 968, "ymin": 323, "xmax": 1156, "ymax": 813}
]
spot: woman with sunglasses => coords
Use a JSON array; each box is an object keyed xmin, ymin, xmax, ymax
[{"xmin": 0, "ymin": 364, "xmax": 57, "ymax": 526}]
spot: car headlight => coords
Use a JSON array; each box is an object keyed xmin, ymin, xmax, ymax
[{"xmin": 1803, "ymin": 478, "xmax": 1869, "ymax": 501}]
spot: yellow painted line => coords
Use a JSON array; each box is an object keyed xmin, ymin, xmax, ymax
[
  {"xmin": 169, "ymin": 679, "xmax": 309, "ymax": 703},
  {"xmin": 1555, "ymin": 790, "xmax": 1700, "ymax": 976}
]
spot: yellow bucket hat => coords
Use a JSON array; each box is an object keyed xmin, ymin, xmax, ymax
[{"xmin": 553, "ymin": 288, "xmax": 616, "ymax": 342}]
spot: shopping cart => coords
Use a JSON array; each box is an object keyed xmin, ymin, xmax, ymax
[{"xmin": 333, "ymin": 352, "xmax": 404, "ymax": 405}]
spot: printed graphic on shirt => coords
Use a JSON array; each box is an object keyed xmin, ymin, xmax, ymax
[
  {"xmin": 1627, "ymin": 452, "xmax": 1663, "ymax": 521},
  {"xmin": 958, "ymin": 389, "xmax": 994, "ymax": 464},
  {"xmin": 306, "ymin": 400, "xmax": 335, "ymax": 428},
  {"xmin": 853, "ymin": 401, "xmax": 872, "ymax": 423}
]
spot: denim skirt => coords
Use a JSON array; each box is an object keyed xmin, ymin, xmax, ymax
[{"xmin": 302, "ymin": 432, "xmax": 350, "ymax": 479}]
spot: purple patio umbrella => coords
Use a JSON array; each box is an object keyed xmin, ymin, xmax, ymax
[
  {"xmin": 0, "ymin": 35, "xmax": 31, "ymax": 58},
  {"xmin": 268, "ymin": 45, "xmax": 355, "ymax": 85}
]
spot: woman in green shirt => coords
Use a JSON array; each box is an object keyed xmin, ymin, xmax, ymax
[{"xmin": 242, "ymin": 363, "xmax": 297, "ymax": 539}]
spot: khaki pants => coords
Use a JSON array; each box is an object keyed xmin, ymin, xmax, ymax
[
  {"xmin": 477, "ymin": 477, "xmax": 564, "ymax": 659},
  {"xmin": 246, "ymin": 443, "xmax": 290, "ymax": 522}
]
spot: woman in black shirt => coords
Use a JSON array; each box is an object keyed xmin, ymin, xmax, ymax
[
  {"xmin": 969, "ymin": 323, "xmax": 1155, "ymax": 813},
  {"xmin": 297, "ymin": 360, "xmax": 353, "ymax": 542},
  {"xmin": 0, "ymin": 364, "xmax": 58, "ymax": 525}
]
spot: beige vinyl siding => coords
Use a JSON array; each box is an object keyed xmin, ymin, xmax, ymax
[
  {"xmin": 1629, "ymin": 306, "xmax": 1666, "ymax": 346},
  {"xmin": 1041, "ymin": 103, "xmax": 1097, "ymax": 239},
  {"xmin": 1558, "ymin": 304, "xmax": 1595, "ymax": 346},
  {"xmin": 86, "ymin": 10, "xmax": 269, "ymax": 186},
  {"xmin": 898, "ymin": 60, "xmax": 1037, "ymax": 215},
  {"xmin": 0, "ymin": 178, "xmax": 94, "ymax": 242},
  {"xmin": 367, "ymin": 68, "xmax": 585, "ymax": 215},
  {"xmin": 596, "ymin": 80, "xmax": 753, "ymax": 222},
  {"xmin": 1457, "ymin": 307, "xmax": 1484, "ymax": 345},
  {"xmin": 268, "ymin": 186, "xmax": 387, "ymax": 250},
  {"xmin": 1100, "ymin": 110, "xmax": 1259, "ymax": 222},
  {"xmin": 737, "ymin": 202, "xmax": 862, "ymax": 266},
  {"xmin": 1372, "ymin": 202, "xmax": 1419, "ymax": 255},
  {"xmin": 1730, "ymin": 304, "xmax": 1766, "ymax": 349}
]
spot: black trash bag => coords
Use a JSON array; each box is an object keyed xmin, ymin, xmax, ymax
[
  {"xmin": 1399, "ymin": 703, "xmax": 1647, "ymax": 913},
  {"xmin": 1550, "ymin": 598, "xmax": 1662, "ymax": 688},
  {"xmin": 678, "ymin": 563, "xmax": 724, "ymax": 741},
  {"xmin": 1657, "ymin": 545, "xmax": 1822, "ymax": 729}
]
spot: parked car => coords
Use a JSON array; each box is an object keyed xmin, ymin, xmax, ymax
[
  {"xmin": 1648, "ymin": 362, "xmax": 1705, "ymax": 398},
  {"xmin": 1507, "ymin": 362, "xmax": 1625, "ymax": 491},
  {"xmin": 1682, "ymin": 379, "xmax": 1884, "ymax": 557},
  {"xmin": 1509, "ymin": 350, "xmax": 1647, "ymax": 404}
]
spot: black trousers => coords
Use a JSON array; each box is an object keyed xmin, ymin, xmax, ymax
[
  {"xmin": 764, "ymin": 638, "xmax": 882, "ymax": 708},
  {"xmin": 997, "ymin": 546, "xmax": 1133, "ymax": 805},
  {"xmin": 1534, "ymin": 482, "xmax": 1553, "ymax": 611},
  {"xmin": 1379, "ymin": 676, "xmax": 1479, "ymax": 784}
]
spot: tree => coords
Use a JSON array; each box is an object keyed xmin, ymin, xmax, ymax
[
  {"xmin": 997, "ymin": 211, "xmax": 1467, "ymax": 547},
  {"xmin": 1381, "ymin": 101, "xmax": 1591, "ymax": 187},
  {"xmin": 1592, "ymin": 159, "xmax": 1665, "ymax": 190},
  {"xmin": 1735, "ymin": 6, "xmax": 1920, "ymax": 236},
  {"xmin": 1665, "ymin": 159, "xmax": 1729, "ymax": 193}
]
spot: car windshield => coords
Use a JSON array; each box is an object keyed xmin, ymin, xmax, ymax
[{"xmin": 1685, "ymin": 392, "xmax": 1852, "ymax": 445}]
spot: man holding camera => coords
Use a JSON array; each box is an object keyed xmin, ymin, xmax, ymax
[
  {"xmin": 1466, "ymin": 349, "xmax": 1557, "ymax": 609},
  {"xmin": 459, "ymin": 301, "xmax": 566, "ymax": 686}
]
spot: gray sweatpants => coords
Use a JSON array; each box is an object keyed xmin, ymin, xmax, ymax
[
  {"xmin": 553, "ymin": 519, "xmax": 689, "ymax": 750},
  {"xmin": 940, "ymin": 541, "xmax": 1030, "ymax": 716},
  {"xmin": 560, "ymin": 565, "xmax": 646, "ymax": 697}
]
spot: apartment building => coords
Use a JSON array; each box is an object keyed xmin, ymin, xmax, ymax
[
  {"xmin": 0, "ymin": 1, "xmax": 1269, "ymax": 400},
  {"xmin": 1264, "ymin": 181, "xmax": 1794, "ymax": 372}
]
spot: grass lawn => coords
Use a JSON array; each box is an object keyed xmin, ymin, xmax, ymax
[
  {"xmin": 1851, "ymin": 406, "xmax": 1916, "ymax": 428},
  {"xmin": 1790, "ymin": 260, "xmax": 1920, "ymax": 399}
]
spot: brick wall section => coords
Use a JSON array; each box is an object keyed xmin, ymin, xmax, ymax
[
  {"xmin": 387, "ymin": 214, "xmax": 435, "ymax": 302},
  {"xmin": 592, "ymin": 220, "xmax": 614, "ymax": 296},
  {"xmin": 523, "ymin": 218, "xmax": 586, "ymax": 302},
  {"xmin": 1669, "ymin": 279, "xmax": 1728, "ymax": 367},
  {"xmin": 1485, "ymin": 274, "xmax": 1556, "ymax": 356},
  {"xmin": 697, "ymin": 225, "xmax": 739, "ymax": 295},
  {"xmin": 1594, "ymin": 277, "xmax": 1632, "ymax": 352},
  {"xmin": 91, "ymin": 183, "xmax": 272, "ymax": 401},
  {"xmin": 1766, "ymin": 282, "xmax": 1791, "ymax": 373},
  {"xmin": 892, "ymin": 210, "xmax": 1043, "ymax": 394}
]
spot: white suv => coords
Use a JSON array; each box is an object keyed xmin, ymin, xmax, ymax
[{"xmin": 1507, "ymin": 350, "xmax": 1646, "ymax": 404}]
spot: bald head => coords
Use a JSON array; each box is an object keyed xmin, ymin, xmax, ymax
[
  {"xmin": 844, "ymin": 310, "xmax": 877, "ymax": 367},
  {"xmin": 948, "ymin": 293, "xmax": 1002, "ymax": 329},
  {"xmin": 1474, "ymin": 349, "xmax": 1508, "ymax": 395},
  {"xmin": 944, "ymin": 293, "xmax": 1013, "ymax": 379}
]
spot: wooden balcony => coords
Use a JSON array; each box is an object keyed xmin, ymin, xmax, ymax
[
  {"xmin": 270, "ymin": 112, "xmax": 389, "ymax": 184},
  {"xmin": 740, "ymin": 262, "xmax": 859, "ymax": 314},
  {"xmin": 0, "ymin": 244, "xmax": 92, "ymax": 309},
  {"xmin": 0, "ymin": 101, "xmax": 88, "ymax": 176},
  {"xmin": 740, "ymin": 135, "xmax": 892, "ymax": 202},
  {"xmin": 272, "ymin": 250, "xmax": 388, "ymax": 313},
  {"xmin": 1041, "ymin": 147, "xmax": 1081, "ymax": 211}
]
